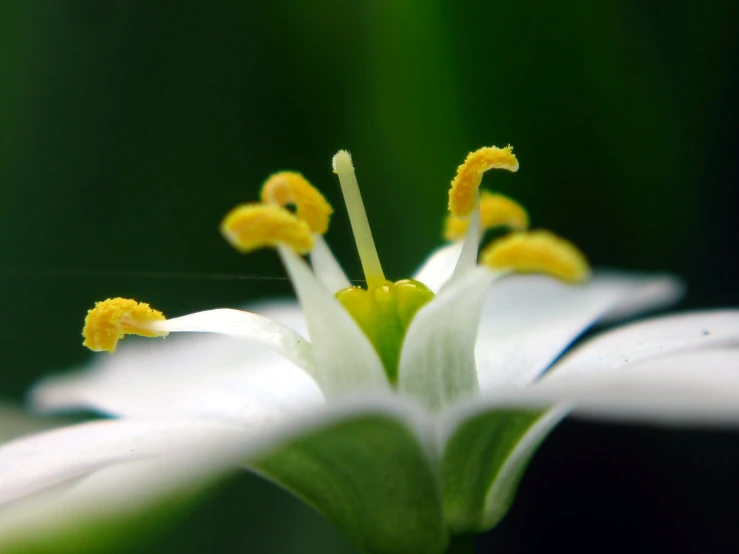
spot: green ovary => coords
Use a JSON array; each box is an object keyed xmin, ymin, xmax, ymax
[{"xmin": 336, "ymin": 279, "xmax": 434, "ymax": 383}]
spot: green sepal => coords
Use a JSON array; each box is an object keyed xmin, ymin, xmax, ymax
[
  {"xmin": 253, "ymin": 412, "xmax": 448, "ymax": 554},
  {"xmin": 441, "ymin": 408, "xmax": 548, "ymax": 533}
]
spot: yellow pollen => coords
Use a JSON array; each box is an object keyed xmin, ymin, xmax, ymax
[
  {"xmin": 82, "ymin": 298, "xmax": 167, "ymax": 353},
  {"xmin": 260, "ymin": 171, "xmax": 333, "ymax": 235},
  {"xmin": 443, "ymin": 190, "xmax": 529, "ymax": 240},
  {"xmin": 221, "ymin": 203, "xmax": 314, "ymax": 254},
  {"xmin": 448, "ymin": 145, "xmax": 519, "ymax": 218},
  {"xmin": 481, "ymin": 230, "xmax": 590, "ymax": 283}
]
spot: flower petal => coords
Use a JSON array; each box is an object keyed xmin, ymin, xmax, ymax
[
  {"xmin": 309, "ymin": 235, "xmax": 352, "ymax": 294},
  {"xmin": 0, "ymin": 419, "xmax": 247, "ymax": 505},
  {"xmin": 475, "ymin": 272, "xmax": 684, "ymax": 390},
  {"xmin": 547, "ymin": 310, "xmax": 739, "ymax": 379},
  {"xmin": 149, "ymin": 308, "xmax": 316, "ymax": 375},
  {"xmin": 279, "ymin": 246, "xmax": 389, "ymax": 395},
  {"xmin": 398, "ymin": 267, "xmax": 501, "ymax": 412},
  {"xmin": 1, "ymin": 396, "xmax": 444, "ymax": 554},
  {"xmin": 412, "ymin": 242, "xmax": 463, "ymax": 294},
  {"xmin": 32, "ymin": 332, "xmax": 323, "ymax": 420},
  {"xmin": 441, "ymin": 345, "xmax": 739, "ymax": 533},
  {"xmin": 523, "ymin": 348, "xmax": 739, "ymax": 425}
]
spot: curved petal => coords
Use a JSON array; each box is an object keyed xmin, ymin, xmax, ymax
[
  {"xmin": 399, "ymin": 267, "xmax": 503, "ymax": 412},
  {"xmin": 1, "ymin": 396, "xmax": 442, "ymax": 554},
  {"xmin": 0, "ymin": 419, "xmax": 247, "ymax": 505},
  {"xmin": 528, "ymin": 348, "xmax": 739, "ymax": 425},
  {"xmin": 148, "ymin": 308, "xmax": 316, "ymax": 375},
  {"xmin": 441, "ymin": 346, "xmax": 739, "ymax": 534},
  {"xmin": 475, "ymin": 272, "xmax": 684, "ymax": 390},
  {"xmin": 309, "ymin": 235, "xmax": 352, "ymax": 294},
  {"xmin": 547, "ymin": 310, "xmax": 739, "ymax": 379},
  {"xmin": 31, "ymin": 332, "xmax": 323, "ymax": 420},
  {"xmin": 279, "ymin": 246, "xmax": 389, "ymax": 396},
  {"xmin": 412, "ymin": 242, "xmax": 463, "ymax": 294}
]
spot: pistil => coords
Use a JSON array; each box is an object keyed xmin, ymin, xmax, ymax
[{"xmin": 332, "ymin": 150, "xmax": 386, "ymax": 288}]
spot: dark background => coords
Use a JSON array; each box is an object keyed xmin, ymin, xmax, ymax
[{"xmin": 1, "ymin": 1, "xmax": 738, "ymax": 553}]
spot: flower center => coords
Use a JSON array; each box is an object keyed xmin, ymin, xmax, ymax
[
  {"xmin": 336, "ymin": 279, "xmax": 434, "ymax": 383},
  {"xmin": 330, "ymin": 150, "xmax": 435, "ymax": 381}
]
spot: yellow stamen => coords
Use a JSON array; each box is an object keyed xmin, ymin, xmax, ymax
[
  {"xmin": 481, "ymin": 230, "xmax": 590, "ymax": 283},
  {"xmin": 260, "ymin": 171, "xmax": 333, "ymax": 235},
  {"xmin": 443, "ymin": 190, "xmax": 529, "ymax": 240},
  {"xmin": 332, "ymin": 150, "xmax": 385, "ymax": 288},
  {"xmin": 82, "ymin": 298, "xmax": 167, "ymax": 353},
  {"xmin": 448, "ymin": 146, "xmax": 519, "ymax": 218},
  {"xmin": 221, "ymin": 204, "xmax": 314, "ymax": 254}
]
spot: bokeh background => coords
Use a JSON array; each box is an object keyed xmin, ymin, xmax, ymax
[{"xmin": 1, "ymin": 1, "xmax": 738, "ymax": 552}]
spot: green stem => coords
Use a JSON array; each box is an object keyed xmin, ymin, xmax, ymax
[{"xmin": 445, "ymin": 534, "xmax": 476, "ymax": 554}]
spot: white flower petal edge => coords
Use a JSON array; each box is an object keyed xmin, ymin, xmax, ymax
[
  {"xmin": 310, "ymin": 235, "xmax": 352, "ymax": 294},
  {"xmin": 0, "ymin": 419, "xmax": 247, "ymax": 504},
  {"xmin": 0, "ymin": 394, "xmax": 431, "ymax": 523},
  {"xmin": 526, "ymin": 348, "xmax": 739, "ymax": 425},
  {"xmin": 30, "ymin": 345, "xmax": 323, "ymax": 422},
  {"xmin": 399, "ymin": 267, "xmax": 503, "ymax": 412},
  {"xmin": 148, "ymin": 308, "xmax": 316, "ymax": 375},
  {"xmin": 547, "ymin": 310, "xmax": 739, "ymax": 379},
  {"xmin": 475, "ymin": 273, "xmax": 685, "ymax": 391},
  {"xmin": 278, "ymin": 246, "xmax": 389, "ymax": 395}
]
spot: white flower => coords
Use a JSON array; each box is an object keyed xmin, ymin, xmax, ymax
[{"xmin": 2, "ymin": 147, "xmax": 738, "ymax": 554}]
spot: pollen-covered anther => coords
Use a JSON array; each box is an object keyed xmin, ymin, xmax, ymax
[
  {"xmin": 481, "ymin": 230, "xmax": 590, "ymax": 283},
  {"xmin": 444, "ymin": 190, "xmax": 529, "ymax": 240},
  {"xmin": 82, "ymin": 298, "xmax": 167, "ymax": 353},
  {"xmin": 261, "ymin": 171, "xmax": 333, "ymax": 235},
  {"xmin": 448, "ymin": 145, "xmax": 519, "ymax": 218},
  {"xmin": 221, "ymin": 204, "xmax": 314, "ymax": 254}
]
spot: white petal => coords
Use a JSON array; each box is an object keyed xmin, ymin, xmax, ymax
[
  {"xmin": 32, "ymin": 332, "xmax": 323, "ymax": 420},
  {"xmin": 279, "ymin": 247, "xmax": 390, "ymax": 395},
  {"xmin": 0, "ymin": 419, "xmax": 246, "ymax": 505},
  {"xmin": 596, "ymin": 272, "xmax": 684, "ymax": 323},
  {"xmin": 0, "ymin": 394, "xmax": 431, "ymax": 544},
  {"xmin": 475, "ymin": 272, "xmax": 684, "ymax": 390},
  {"xmin": 309, "ymin": 235, "xmax": 352, "ymax": 294},
  {"xmin": 527, "ymin": 348, "xmax": 739, "ymax": 425},
  {"xmin": 149, "ymin": 308, "xmax": 316, "ymax": 375},
  {"xmin": 243, "ymin": 299, "xmax": 308, "ymax": 336},
  {"xmin": 412, "ymin": 242, "xmax": 463, "ymax": 294},
  {"xmin": 546, "ymin": 310, "xmax": 739, "ymax": 379},
  {"xmin": 399, "ymin": 267, "xmax": 501, "ymax": 411}
]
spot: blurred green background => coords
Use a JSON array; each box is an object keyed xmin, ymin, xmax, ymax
[{"xmin": 1, "ymin": 1, "xmax": 737, "ymax": 552}]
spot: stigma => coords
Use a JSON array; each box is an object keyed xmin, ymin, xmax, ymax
[{"xmin": 82, "ymin": 298, "xmax": 167, "ymax": 353}]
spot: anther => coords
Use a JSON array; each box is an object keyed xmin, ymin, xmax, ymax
[
  {"xmin": 261, "ymin": 171, "xmax": 333, "ymax": 235},
  {"xmin": 444, "ymin": 190, "xmax": 529, "ymax": 240},
  {"xmin": 221, "ymin": 204, "xmax": 314, "ymax": 254},
  {"xmin": 82, "ymin": 298, "xmax": 167, "ymax": 353},
  {"xmin": 448, "ymin": 146, "xmax": 519, "ymax": 218},
  {"xmin": 481, "ymin": 230, "xmax": 590, "ymax": 283}
]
